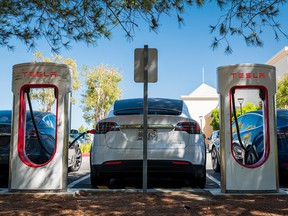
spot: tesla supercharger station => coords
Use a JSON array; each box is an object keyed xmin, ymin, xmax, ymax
[
  {"xmin": 9, "ymin": 62, "xmax": 72, "ymax": 191},
  {"xmin": 217, "ymin": 63, "xmax": 278, "ymax": 193}
]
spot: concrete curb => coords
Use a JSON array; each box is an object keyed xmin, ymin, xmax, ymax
[{"xmin": 1, "ymin": 188, "xmax": 288, "ymax": 196}]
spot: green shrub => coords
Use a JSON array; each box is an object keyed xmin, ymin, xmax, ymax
[{"xmin": 79, "ymin": 142, "xmax": 92, "ymax": 153}]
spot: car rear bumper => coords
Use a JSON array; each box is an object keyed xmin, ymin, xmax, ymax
[{"xmin": 91, "ymin": 160, "xmax": 205, "ymax": 180}]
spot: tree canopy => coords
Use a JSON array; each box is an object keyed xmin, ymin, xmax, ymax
[
  {"xmin": 31, "ymin": 52, "xmax": 81, "ymax": 111},
  {"xmin": 276, "ymin": 73, "xmax": 288, "ymax": 108},
  {"xmin": 210, "ymin": 108, "xmax": 220, "ymax": 131},
  {"xmin": 1, "ymin": 0, "xmax": 287, "ymax": 53},
  {"xmin": 81, "ymin": 64, "xmax": 122, "ymax": 126},
  {"xmin": 209, "ymin": 0, "xmax": 288, "ymax": 54}
]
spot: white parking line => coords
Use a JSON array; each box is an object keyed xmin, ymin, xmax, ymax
[
  {"xmin": 68, "ymin": 174, "xmax": 90, "ymax": 188},
  {"xmin": 206, "ymin": 173, "xmax": 221, "ymax": 186}
]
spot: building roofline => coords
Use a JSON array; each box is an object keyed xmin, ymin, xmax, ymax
[
  {"xmin": 266, "ymin": 46, "xmax": 288, "ymax": 65},
  {"xmin": 180, "ymin": 96, "xmax": 218, "ymax": 101}
]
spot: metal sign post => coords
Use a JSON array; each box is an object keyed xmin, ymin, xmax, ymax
[
  {"xmin": 134, "ymin": 45, "xmax": 158, "ymax": 192},
  {"xmin": 143, "ymin": 45, "xmax": 148, "ymax": 192}
]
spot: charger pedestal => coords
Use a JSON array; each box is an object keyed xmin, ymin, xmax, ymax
[
  {"xmin": 217, "ymin": 63, "xmax": 278, "ymax": 193},
  {"xmin": 9, "ymin": 62, "xmax": 71, "ymax": 191}
]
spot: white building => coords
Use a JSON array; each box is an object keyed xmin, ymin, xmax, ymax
[
  {"xmin": 180, "ymin": 83, "xmax": 218, "ymax": 138},
  {"xmin": 266, "ymin": 46, "xmax": 288, "ymax": 79},
  {"xmin": 180, "ymin": 46, "xmax": 288, "ymax": 139}
]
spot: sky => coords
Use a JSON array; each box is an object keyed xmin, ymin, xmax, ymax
[{"xmin": 0, "ymin": 3, "xmax": 287, "ymax": 130}]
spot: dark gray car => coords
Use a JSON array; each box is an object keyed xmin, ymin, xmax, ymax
[
  {"xmin": 211, "ymin": 110, "xmax": 288, "ymax": 179},
  {"xmin": 0, "ymin": 110, "xmax": 82, "ymax": 174}
]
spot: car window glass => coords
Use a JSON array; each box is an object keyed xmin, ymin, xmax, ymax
[
  {"xmin": 182, "ymin": 102, "xmax": 191, "ymax": 118},
  {"xmin": 232, "ymin": 116, "xmax": 245, "ymax": 134},
  {"xmin": 255, "ymin": 116, "xmax": 262, "ymax": 127},
  {"xmin": 43, "ymin": 116, "xmax": 52, "ymax": 128},
  {"xmin": 241, "ymin": 114, "xmax": 260, "ymax": 131},
  {"xmin": 49, "ymin": 115, "xmax": 56, "ymax": 129},
  {"xmin": 113, "ymin": 98, "xmax": 183, "ymax": 116},
  {"xmin": 212, "ymin": 131, "xmax": 219, "ymax": 139}
]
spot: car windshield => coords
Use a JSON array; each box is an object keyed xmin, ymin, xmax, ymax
[{"xmin": 113, "ymin": 98, "xmax": 183, "ymax": 116}]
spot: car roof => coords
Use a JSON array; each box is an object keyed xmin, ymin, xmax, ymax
[
  {"xmin": 240, "ymin": 109, "xmax": 288, "ymax": 128},
  {"xmin": 246, "ymin": 109, "xmax": 288, "ymax": 115}
]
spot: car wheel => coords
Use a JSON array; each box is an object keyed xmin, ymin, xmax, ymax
[
  {"xmin": 68, "ymin": 146, "xmax": 82, "ymax": 172},
  {"xmin": 90, "ymin": 167, "xmax": 98, "ymax": 188},
  {"xmin": 245, "ymin": 145, "xmax": 259, "ymax": 165},
  {"xmin": 191, "ymin": 165, "xmax": 206, "ymax": 189},
  {"xmin": 211, "ymin": 147, "xmax": 220, "ymax": 172},
  {"xmin": 90, "ymin": 155, "xmax": 107, "ymax": 188},
  {"xmin": 90, "ymin": 167, "xmax": 107, "ymax": 188}
]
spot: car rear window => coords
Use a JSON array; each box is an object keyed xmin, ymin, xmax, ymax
[{"xmin": 113, "ymin": 98, "xmax": 183, "ymax": 116}]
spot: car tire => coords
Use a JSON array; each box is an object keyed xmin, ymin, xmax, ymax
[
  {"xmin": 68, "ymin": 146, "xmax": 82, "ymax": 172},
  {"xmin": 90, "ymin": 167, "xmax": 107, "ymax": 188},
  {"xmin": 90, "ymin": 155, "xmax": 107, "ymax": 187},
  {"xmin": 211, "ymin": 147, "xmax": 220, "ymax": 172},
  {"xmin": 195, "ymin": 166, "xmax": 206, "ymax": 189},
  {"xmin": 90, "ymin": 167, "xmax": 98, "ymax": 188},
  {"xmin": 188, "ymin": 165, "xmax": 206, "ymax": 189},
  {"xmin": 245, "ymin": 145, "xmax": 259, "ymax": 165}
]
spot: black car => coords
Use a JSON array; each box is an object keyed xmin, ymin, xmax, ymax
[
  {"xmin": 211, "ymin": 109, "xmax": 288, "ymax": 178},
  {"xmin": 0, "ymin": 110, "xmax": 82, "ymax": 174}
]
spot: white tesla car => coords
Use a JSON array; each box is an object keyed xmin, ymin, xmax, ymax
[{"xmin": 90, "ymin": 98, "xmax": 206, "ymax": 188}]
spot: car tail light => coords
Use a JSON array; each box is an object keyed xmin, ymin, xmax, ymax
[
  {"xmin": 171, "ymin": 161, "xmax": 190, "ymax": 165},
  {"xmin": 95, "ymin": 122, "xmax": 120, "ymax": 134},
  {"xmin": 280, "ymin": 162, "xmax": 288, "ymax": 167},
  {"xmin": 175, "ymin": 121, "xmax": 200, "ymax": 134},
  {"xmin": 104, "ymin": 161, "xmax": 122, "ymax": 165}
]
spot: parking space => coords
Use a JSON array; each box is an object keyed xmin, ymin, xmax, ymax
[
  {"xmin": 67, "ymin": 153, "xmax": 221, "ymax": 190},
  {"xmin": 1, "ymin": 152, "xmax": 286, "ymax": 191},
  {"xmin": 0, "ymin": 152, "xmax": 220, "ymax": 190}
]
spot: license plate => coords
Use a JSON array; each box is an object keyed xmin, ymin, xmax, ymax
[{"xmin": 137, "ymin": 129, "xmax": 157, "ymax": 140}]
